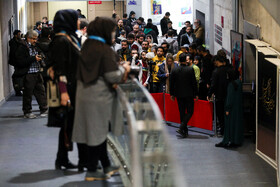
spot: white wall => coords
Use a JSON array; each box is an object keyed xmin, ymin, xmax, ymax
[
  {"xmin": 48, "ymin": 1, "xmax": 88, "ymax": 22},
  {"xmin": 213, "ymin": 0, "xmax": 232, "ymax": 56},
  {"xmin": 194, "ymin": 0, "xmax": 233, "ymax": 56},
  {"xmin": 193, "ymin": 0, "xmax": 214, "ymax": 54}
]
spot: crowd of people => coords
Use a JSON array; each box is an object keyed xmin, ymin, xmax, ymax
[{"xmin": 7, "ymin": 9, "xmax": 243, "ymax": 181}]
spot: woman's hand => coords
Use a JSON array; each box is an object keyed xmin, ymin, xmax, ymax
[
  {"xmin": 61, "ymin": 92, "xmax": 70, "ymax": 106},
  {"xmin": 47, "ymin": 67, "xmax": 55, "ymax": 80}
]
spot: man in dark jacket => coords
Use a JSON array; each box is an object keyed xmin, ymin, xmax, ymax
[
  {"xmin": 147, "ymin": 18, "xmax": 159, "ymax": 36},
  {"xmin": 207, "ymin": 55, "xmax": 229, "ymax": 136},
  {"xmin": 15, "ymin": 30, "xmax": 48, "ymax": 118},
  {"xmin": 197, "ymin": 45, "xmax": 214, "ymax": 100},
  {"xmin": 9, "ymin": 30, "xmax": 24, "ymax": 96},
  {"xmin": 170, "ymin": 53, "xmax": 198, "ymax": 137},
  {"xmin": 160, "ymin": 12, "xmax": 170, "ymax": 36},
  {"xmin": 178, "ymin": 21, "xmax": 192, "ymax": 45}
]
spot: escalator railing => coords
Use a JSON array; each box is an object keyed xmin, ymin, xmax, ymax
[{"xmin": 107, "ymin": 78, "xmax": 186, "ymax": 187}]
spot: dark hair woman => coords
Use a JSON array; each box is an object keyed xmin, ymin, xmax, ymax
[
  {"xmin": 48, "ymin": 9, "xmax": 87, "ymax": 171},
  {"xmin": 72, "ymin": 17, "xmax": 130, "ymax": 181}
]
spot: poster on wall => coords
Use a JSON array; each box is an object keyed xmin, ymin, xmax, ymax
[
  {"xmin": 146, "ymin": 0, "xmax": 193, "ymax": 29},
  {"xmin": 151, "ymin": 0, "xmax": 162, "ymax": 15},
  {"xmin": 230, "ymin": 30, "xmax": 243, "ymax": 80}
]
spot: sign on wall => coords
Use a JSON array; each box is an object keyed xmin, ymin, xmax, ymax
[
  {"xmin": 215, "ymin": 24, "xmax": 222, "ymax": 46},
  {"xmin": 88, "ymin": 1, "xmax": 102, "ymax": 4}
]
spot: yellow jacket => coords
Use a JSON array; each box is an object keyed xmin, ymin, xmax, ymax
[{"xmin": 152, "ymin": 56, "xmax": 166, "ymax": 82}]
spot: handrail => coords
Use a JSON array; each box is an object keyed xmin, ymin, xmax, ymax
[
  {"xmin": 108, "ymin": 78, "xmax": 186, "ymax": 187},
  {"xmin": 115, "ymin": 85, "xmax": 143, "ymax": 187}
]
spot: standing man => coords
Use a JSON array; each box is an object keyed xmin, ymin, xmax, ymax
[
  {"xmin": 187, "ymin": 54, "xmax": 200, "ymax": 89},
  {"xmin": 194, "ymin": 19, "xmax": 205, "ymax": 46},
  {"xmin": 170, "ymin": 53, "xmax": 198, "ymax": 137},
  {"xmin": 151, "ymin": 47, "xmax": 166, "ymax": 93},
  {"xmin": 9, "ymin": 30, "xmax": 24, "ymax": 96},
  {"xmin": 160, "ymin": 12, "xmax": 170, "ymax": 36},
  {"xmin": 207, "ymin": 55, "xmax": 229, "ymax": 136},
  {"xmin": 15, "ymin": 30, "xmax": 48, "ymax": 118},
  {"xmin": 180, "ymin": 26, "xmax": 196, "ymax": 47},
  {"xmin": 76, "ymin": 18, "xmax": 89, "ymax": 46}
]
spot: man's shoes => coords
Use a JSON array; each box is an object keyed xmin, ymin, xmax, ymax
[
  {"xmin": 15, "ymin": 91, "xmax": 23, "ymax": 96},
  {"xmin": 103, "ymin": 165, "xmax": 120, "ymax": 176},
  {"xmin": 215, "ymin": 142, "xmax": 226, "ymax": 147},
  {"xmin": 85, "ymin": 171, "xmax": 109, "ymax": 181},
  {"xmin": 176, "ymin": 129, "xmax": 188, "ymax": 138},
  {"xmin": 24, "ymin": 113, "xmax": 36, "ymax": 119},
  {"xmin": 55, "ymin": 161, "xmax": 78, "ymax": 170},
  {"xmin": 40, "ymin": 110, "xmax": 48, "ymax": 117}
]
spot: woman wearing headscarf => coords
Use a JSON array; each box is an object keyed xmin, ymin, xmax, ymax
[
  {"xmin": 48, "ymin": 9, "xmax": 87, "ymax": 171},
  {"xmin": 72, "ymin": 17, "xmax": 130, "ymax": 181}
]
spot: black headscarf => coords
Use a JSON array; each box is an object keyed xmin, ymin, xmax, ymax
[{"xmin": 53, "ymin": 9, "xmax": 78, "ymax": 40}]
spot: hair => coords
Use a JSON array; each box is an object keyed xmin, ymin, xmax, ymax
[
  {"xmin": 185, "ymin": 21, "xmax": 191, "ymax": 24},
  {"xmin": 127, "ymin": 33, "xmax": 135, "ymax": 39},
  {"xmin": 189, "ymin": 43, "xmax": 197, "ymax": 50},
  {"xmin": 13, "ymin": 30, "xmax": 21, "ymax": 36},
  {"xmin": 166, "ymin": 54, "xmax": 174, "ymax": 62},
  {"xmin": 26, "ymin": 30, "xmax": 39, "ymax": 38},
  {"xmin": 133, "ymin": 24, "xmax": 139, "ymax": 29},
  {"xmin": 194, "ymin": 55, "xmax": 201, "ymax": 61},
  {"xmin": 79, "ymin": 18, "xmax": 89, "ymax": 30},
  {"xmin": 196, "ymin": 19, "xmax": 201, "ymax": 25},
  {"xmin": 167, "ymin": 20, "xmax": 172, "ymax": 24},
  {"xmin": 123, "ymin": 13, "xmax": 128, "ymax": 18},
  {"xmin": 129, "ymin": 11, "xmax": 135, "ymax": 16},
  {"xmin": 120, "ymin": 30, "xmax": 126, "ymax": 35},
  {"xmin": 156, "ymin": 46, "xmax": 164, "ymax": 52},
  {"xmin": 121, "ymin": 39, "xmax": 128, "ymax": 44},
  {"xmin": 41, "ymin": 27, "xmax": 51, "ymax": 38},
  {"xmin": 112, "ymin": 13, "xmax": 117, "ymax": 19},
  {"xmin": 138, "ymin": 17, "xmax": 144, "ymax": 23},
  {"xmin": 141, "ymin": 50, "xmax": 148, "ymax": 55},
  {"xmin": 77, "ymin": 9, "xmax": 81, "ymax": 13},
  {"xmin": 36, "ymin": 21, "xmax": 41, "ymax": 27},
  {"xmin": 217, "ymin": 49, "xmax": 226, "ymax": 58},
  {"xmin": 136, "ymin": 34, "xmax": 145, "ymax": 39},
  {"xmin": 161, "ymin": 42, "xmax": 169, "ymax": 49},
  {"xmin": 42, "ymin": 17, "xmax": 48, "ymax": 20},
  {"xmin": 165, "ymin": 12, "xmax": 170, "ymax": 16},
  {"xmin": 213, "ymin": 55, "xmax": 225, "ymax": 63},
  {"xmin": 87, "ymin": 17, "xmax": 116, "ymax": 46},
  {"xmin": 147, "ymin": 18, "xmax": 152, "ymax": 23},
  {"xmin": 167, "ymin": 30, "xmax": 173, "ymax": 37},
  {"xmin": 186, "ymin": 53, "xmax": 194, "ymax": 61},
  {"xmin": 197, "ymin": 45, "xmax": 206, "ymax": 52},
  {"xmin": 179, "ymin": 52, "xmax": 187, "ymax": 63}
]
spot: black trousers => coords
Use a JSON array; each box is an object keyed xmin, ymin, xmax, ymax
[
  {"xmin": 151, "ymin": 82, "xmax": 163, "ymax": 93},
  {"xmin": 22, "ymin": 73, "xmax": 47, "ymax": 114},
  {"xmin": 87, "ymin": 140, "xmax": 110, "ymax": 172},
  {"xmin": 216, "ymin": 100, "xmax": 225, "ymax": 133},
  {"xmin": 198, "ymin": 82, "xmax": 208, "ymax": 100},
  {"xmin": 56, "ymin": 107, "xmax": 87, "ymax": 165},
  {"xmin": 177, "ymin": 97, "xmax": 194, "ymax": 127}
]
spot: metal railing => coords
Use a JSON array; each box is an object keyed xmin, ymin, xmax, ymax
[{"xmin": 107, "ymin": 78, "xmax": 186, "ymax": 187}]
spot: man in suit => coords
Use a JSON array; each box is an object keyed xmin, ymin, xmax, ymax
[{"xmin": 170, "ymin": 53, "xmax": 198, "ymax": 137}]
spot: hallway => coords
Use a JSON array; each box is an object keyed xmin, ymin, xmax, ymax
[{"xmin": 0, "ymin": 96, "xmax": 277, "ymax": 186}]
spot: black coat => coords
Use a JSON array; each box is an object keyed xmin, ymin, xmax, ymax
[
  {"xmin": 14, "ymin": 41, "xmax": 36, "ymax": 77},
  {"xmin": 151, "ymin": 24, "xmax": 159, "ymax": 36},
  {"xmin": 48, "ymin": 35, "xmax": 80, "ymax": 103},
  {"xmin": 160, "ymin": 17, "xmax": 169, "ymax": 36},
  {"xmin": 170, "ymin": 64, "xmax": 198, "ymax": 98},
  {"xmin": 200, "ymin": 54, "xmax": 214, "ymax": 85},
  {"xmin": 207, "ymin": 65, "xmax": 230, "ymax": 101}
]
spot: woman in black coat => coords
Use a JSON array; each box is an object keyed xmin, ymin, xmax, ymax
[{"xmin": 48, "ymin": 9, "xmax": 87, "ymax": 171}]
